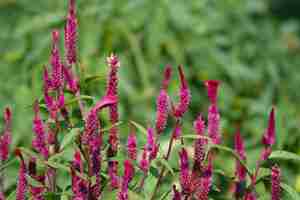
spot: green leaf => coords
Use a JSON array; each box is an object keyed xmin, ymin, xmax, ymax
[
  {"xmin": 101, "ymin": 121, "xmax": 123, "ymax": 132},
  {"xmin": 181, "ymin": 134, "xmax": 211, "ymax": 140},
  {"xmin": 269, "ymin": 150, "xmax": 300, "ymax": 163},
  {"xmin": 281, "ymin": 183, "xmax": 300, "ymax": 200},
  {"xmin": 6, "ymin": 190, "xmax": 16, "ymax": 200},
  {"xmin": 159, "ymin": 158, "xmax": 175, "ymax": 176},
  {"xmin": 60, "ymin": 128, "xmax": 80, "ymax": 151},
  {"xmin": 44, "ymin": 192, "xmax": 61, "ymax": 200},
  {"xmin": 0, "ymin": 157, "xmax": 17, "ymax": 172},
  {"xmin": 45, "ymin": 160, "xmax": 70, "ymax": 172},
  {"xmin": 130, "ymin": 120, "xmax": 147, "ymax": 135},
  {"xmin": 84, "ymin": 74, "xmax": 105, "ymax": 84}
]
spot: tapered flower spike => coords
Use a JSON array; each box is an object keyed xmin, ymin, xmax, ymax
[
  {"xmin": 43, "ymin": 67, "xmax": 52, "ymax": 91},
  {"xmin": 139, "ymin": 148, "xmax": 150, "ymax": 174},
  {"xmin": 207, "ymin": 104, "xmax": 221, "ymax": 144},
  {"xmin": 193, "ymin": 114, "xmax": 205, "ymax": 136},
  {"xmin": 146, "ymin": 127, "xmax": 155, "ymax": 152},
  {"xmin": 179, "ymin": 148, "xmax": 190, "ymax": 194},
  {"xmin": 195, "ymin": 158, "xmax": 213, "ymax": 200},
  {"xmin": 106, "ymin": 54, "xmax": 120, "ymax": 157},
  {"xmin": 204, "ymin": 80, "xmax": 220, "ymax": 105},
  {"xmin": 155, "ymin": 65, "xmax": 172, "ymax": 134},
  {"xmin": 15, "ymin": 149, "xmax": 27, "ymax": 200},
  {"xmin": 63, "ymin": 65, "xmax": 79, "ymax": 94},
  {"xmin": 234, "ymin": 130, "xmax": 247, "ymax": 181},
  {"xmin": 73, "ymin": 150, "xmax": 83, "ymax": 173},
  {"xmin": 172, "ymin": 123, "xmax": 182, "ymax": 140},
  {"xmin": 50, "ymin": 30, "xmax": 63, "ymax": 89},
  {"xmin": 32, "ymin": 101, "xmax": 49, "ymax": 159},
  {"xmin": 172, "ymin": 185, "xmax": 182, "ymax": 200},
  {"xmin": 65, "ymin": 0, "xmax": 77, "ymax": 64},
  {"xmin": 262, "ymin": 107, "xmax": 276, "ymax": 146},
  {"xmin": 82, "ymin": 109, "xmax": 100, "ymax": 145},
  {"xmin": 0, "ymin": 107, "xmax": 12, "ymax": 161},
  {"xmin": 123, "ymin": 159, "xmax": 135, "ymax": 183},
  {"xmin": 271, "ymin": 165, "xmax": 281, "ymax": 200},
  {"xmin": 108, "ymin": 160, "xmax": 119, "ymax": 189},
  {"xmin": 173, "ymin": 65, "xmax": 191, "ymax": 118},
  {"xmin": 127, "ymin": 131, "xmax": 137, "ymax": 160},
  {"xmin": 244, "ymin": 192, "xmax": 257, "ymax": 200}
]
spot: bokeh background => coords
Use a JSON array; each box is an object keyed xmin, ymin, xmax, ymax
[{"xmin": 1, "ymin": 0, "xmax": 300, "ymax": 198}]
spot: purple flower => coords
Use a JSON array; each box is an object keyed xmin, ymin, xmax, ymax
[
  {"xmin": 43, "ymin": 67, "xmax": 52, "ymax": 91},
  {"xmin": 123, "ymin": 159, "xmax": 135, "ymax": 183},
  {"xmin": 43, "ymin": 88, "xmax": 57, "ymax": 119},
  {"xmin": 155, "ymin": 65, "xmax": 172, "ymax": 134},
  {"xmin": 271, "ymin": 165, "xmax": 281, "ymax": 200},
  {"xmin": 139, "ymin": 148, "xmax": 150, "ymax": 174},
  {"xmin": 204, "ymin": 80, "xmax": 220, "ymax": 105},
  {"xmin": 108, "ymin": 160, "xmax": 119, "ymax": 189},
  {"xmin": 106, "ymin": 54, "xmax": 120, "ymax": 156},
  {"xmin": 0, "ymin": 192, "xmax": 5, "ymax": 200},
  {"xmin": 72, "ymin": 150, "xmax": 83, "ymax": 173},
  {"xmin": 127, "ymin": 132, "xmax": 137, "ymax": 160},
  {"xmin": 193, "ymin": 138, "xmax": 207, "ymax": 167},
  {"xmin": 82, "ymin": 109, "xmax": 100, "ymax": 145},
  {"xmin": 207, "ymin": 104, "xmax": 221, "ymax": 144},
  {"xmin": 172, "ymin": 123, "xmax": 182, "ymax": 140},
  {"xmin": 64, "ymin": 0, "xmax": 77, "ymax": 64},
  {"xmin": 50, "ymin": 30, "xmax": 63, "ymax": 89},
  {"xmin": 244, "ymin": 192, "xmax": 257, "ymax": 200},
  {"xmin": 234, "ymin": 130, "xmax": 246, "ymax": 182},
  {"xmin": 194, "ymin": 160, "xmax": 213, "ymax": 200},
  {"xmin": 193, "ymin": 114, "xmax": 205, "ymax": 136},
  {"xmin": 0, "ymin": 107, "xmax": 12, "ymax": 161},
  {"xmin": 15, "ymin": 150, "xmax": 27, "ymax": 200},
  {"xmin": 173, "ymin": 65, "xmax": 190, "ymax": 118},
  {"xmin": 146, "ymin": 127, "xmax": 155, "ymax": 152},
  {"xmin": 32, "ymin": 101, "xmax": 49, "ymax": 159},
  {"xmin": 28, "ymin": 158, "xmax": 45, "ymax": 200},
  {"xmin": 172, "ymin": 185, "xmax": 182, "ymax": 200},
  {"xmin": 179, "ymin": 148, "xmax": 190, "ymax": 194},
  {"xmin": 262, "ymin": 107, "xmax": 276, "ymax": 146}
]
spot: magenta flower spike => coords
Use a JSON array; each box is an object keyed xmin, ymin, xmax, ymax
[
  {"xmin": 139, "ymin": 148, "xmax": 150, "ymax": 174},
  {"xmin": 0, "ymin": 192, "xmax": 5, "ymax": 200},
  {"xmin": 195, "ymin": 159, "xmax": 213, "ymax": 200},
  {"xmin": 63, "ymin": 65, "xmax": 79, "ymax": 94},
  {"xmin": 155, "ymin": 65, "xmax": 172, "ymax": 134},
  {"xmin": 193, "ymin": 114, "xmax": 205, "ymax": 136},
  {"xmin": 43, "ymin": 67, "xmax": 52, "ymax": 91},
  {"xmin": 108, "ymin": 160, "xmax": 119, "ymax": 189},
  {"xmin": 262, "ymin": 107, "xmax": 276, "ymax": 146},
  {"xmin": 146, "ymin": 127, "xmax": 155, "ymax": 152},
  {"xmin": 179, "ymin": 148, "xmax": 190, "ymax": 194},
  {"xmin": 173, "ymin": 65, "xmax": 191, "ymax": 118},
  {"xmin": 15, "ymin": 150, "xmax": 27, "ymax": 200},
  {"xmin": 207, "ymin": 104, "xmax": 221, "ymax": 144},
  {"xmin": 82, "ymin": 109, "xmax": 100, "ymax": 145},
  {"xmin": 106, "ymin": 54, "xmax": 120, "ymax": 156},
  {"xmin": 50, "ymin": 30, "xmax": 63, "ymax": 89},
  {"xmin": 0, "ymin": 107, "xmax": 12, "ymax": 161},
  {"xmin": 172, "ymin": 123, "xmax": 182, "ymax": 140},
  {"xmin": 271, "ymin": 165, "xmax": 281, "ymax": 200},
  {"xmin": 193, "ymin": 114, "xmax": 207, "ymax": 166},
  {"xmin": 172, "ymin": 185, "xmax": 182, "ymax": 200},
  {"xmin": 73, "ymin": 150, "xmax": 83, "ymax": 173},
  {"xmin": 43, "ymin": 89, "xmax": 57, "ymax": 120},
  {"xmin": 65, "ymin": 0, "xmax": 77, "ymax": 65},
  {"xmin": 123, "ymin": 159, "xmax": 135, "ymax": 183},
  {"xmin": 32, "ymin": 101, "xmax": 49, "ymax": 159},
  {"xmin": 204, "ymin": 80, "xmax": 220, "ymax": 105},
  {"xmin": 244, "ymin": 192, "xmax": 257, "ymax": 200},
  {"xmin": 234, "ymin": 130, "xmax": 247, "ymax": 182},
  {"xmin": 127, "ymin": 132, "xmax": 137, "ymax": 160}
]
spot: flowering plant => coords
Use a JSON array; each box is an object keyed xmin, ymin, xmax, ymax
[{"xmin": 0, "ymin": 1, "xmax": 299, "ymax": 200}]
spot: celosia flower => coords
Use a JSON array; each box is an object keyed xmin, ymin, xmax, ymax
[
  {"xmin": 71, "ymin": 168, "xmax": 89, "ymax": 200},
  {"xmin": 194, "ymin": 160, "xmax": 213, "ymax": 200},
  {"xmin": 207, "ymin": 104, "xmax": 221, "ymax": 144},
  {"xmin": 127, "ymin": 132, "xmax": 137, "ymax": 160},
  {"xmin": 89, "ymin": 137, "xmax": 102, "ymax": 198},
  {"xmin": 64, "ymin": 0, "xmax": 77, "ymax": 64},
  {"xmin": 73, "ymin": 150, "xmax": 83, "ymax": 172},
  {"xmin": 32, "ymin": 101, "xmax": 49, "ymax": 159},
  {"xmin": 262, "ymin": 107, "xmax": 276, "ymax": 146},
  {"xmin": 155, "ymin": 65, "xmax": 172, "ymax": 134},
  {"xmin": 50, "ymin": 30, "xmax": 63, "ymax": 89},
  {"xmin": 43, "ymin": 89, "xmax": 57, "ymax": 119},
  {"xmin": 172, "ymin": 123, "xmax": 181, "ymax": 140},
  {"xmin": 63, "ymin": 65, "xmax": 79, "ymax": 94},
  {"xmin": 234, "ymin": 130, "xmax": 246, "ymax": 181},
  {"xmin": 15, "ymin": 150, "xmax": 27, "ymax": 200},
  {"xmin": 173, "ymin": 65, "xmax": 191, "ymax": 118},
  {"xmin": 244, "ymin": 192, "xmax": 257, "ymax": 200},
  {"xmin": 193, "ymin": 138, "xmax": 207, "ymax": 167},
  {"xmin": 0, "ymin": 107, "xmax": 12, "ymax": 161},
  {"xmin": 117, "ymin": 160, "xmax": 134, "ymax": 200},
  {"xmin": 204, "ymin": 80, "xmax": 220, "ymax": 105},
  {"xmin": 172, "ymin": 185, "xmax": 182, "ymax": 200},
  {"xmin": 271, "ymin": 165, "xmax": 281, "ymax": 200},
  {"xmin": 193, "ymin": 114, "xmax": 205, "ymax": 135},
  {"xmin": 82, "ymin": 109, "xmax": 100, "ymax": 145},
  {"xmin": 179, "ymin": 148, "xmax": 190, "ymax": 194},
  {"xmin": 43, "ymin": 67, "xmax": 52, "ymax": 91},
  {"xmin": 150, "ymin": 143, "xmax": 159, "ymax": 160},
  {"xmin": 108, "ymin": 160, "xmax": 119, "ymax": 189},
  {"xmin": 146, "ymin": 127, "xmax": 155, "ymax": 152},
  {"xmin": 28, "ymin": 158, "xmax": 45, "ymax": 200},
  {"xmin": 106, "ymin": 54, "xmax": 120, "ymax": 156},
  {"xmin": 139, "ymin": 148, "xmax": 150, "ymax": 174}
]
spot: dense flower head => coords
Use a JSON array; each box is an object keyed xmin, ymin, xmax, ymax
[
  {"xmin": 108, "ymin": 160, "xmax": 119, "ymax": 189},
  {"xmin": 204, "ymin": 80, "xmax": 220, "ymax": 105},
  {"xmin": 262, "ymin": 107, "xmax": 276, "ymax": 146},
  {"xmin": 193, "ymin": 137, "xmax": 208, "ymax": 167},
  {"xmin": 172, "ymin": 123, "xmax": 181, "ymax": 140},
  {"xmin": 63, "ymin": 65, "xmax": 79, "ymax": 93},
  {"xmin": 179, "ymin": 148, "xmax": 190, "ymax": 194},
  {"xmin": 244, "ymin": 192, "xmax": 257, "ymax": 200},
  {"xmin": 155, "ymin": 90, "xmax": 170, "ymax": 134},
  {"xmin": 207, "ymin": 104, "xmax": 221, "ymax": 144},
  {"xmin": 15, "ymin": 150, "xmax": 27, "ymax": 200},
  {"xmin": 50, "ymin": 30, "xmax": 63, "ymax": 89},
  {"xmin": 193, "ymin": 114, "xmax": 205, "ymax": 135},
  {"xmin": 173, "ymin": 65, "xmax": 191, "ymax": 118},
  {"xmin": 234, "ymin": 130, "xmax": 247, "ymax": 182},
  {"xmin": 65, "ymin": 0, "xmax": 77, "ymax": 64},
  {"xmin": 146, "ymin": 127, "xmax": 155, "ymax": 152},
  {"xmin": 82, "ymin": 109, "xmax": 100, "ymax": 145},
  {"xmin": 271, "ymin": 165, "xmax": 281, "ymax": 200},
  {"xmin": 195, "ymin": 160, "xmax": 213, "ymax": 200},
  {"xmin": 0, "ymin": 107, "xmax": 12, "ymax": 161},
  {"xmin": 123, "ymin": 159, "xmax": 135, "ymax": 183},
  {"xmin": 172, "ymin": 185, "xmax": 182, "ymax": 200},
  {"xmin": 139, "ymin": 148, "xmax": 150, "ymax": 174},
  {"xmin": 127, "ymin": 132, "xmax": 137, "ymax": 160}
]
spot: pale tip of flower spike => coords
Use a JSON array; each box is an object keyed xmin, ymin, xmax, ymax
[
  {"xmin": 107, "ymin": 54, "xmax": 120, "ymax": 68},
  {"xmin": 204, "ymin": 80, "xmax": 220, "ymax": 104}
]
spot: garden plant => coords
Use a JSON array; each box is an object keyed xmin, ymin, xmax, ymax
[{"xmin": 0, "ymin": 0, "xmax": 300, "ymax": 200}]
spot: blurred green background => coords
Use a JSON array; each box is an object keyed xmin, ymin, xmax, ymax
[{"xmin": 1, "ymin": 0, "xmax": 300, "ymax": 198}]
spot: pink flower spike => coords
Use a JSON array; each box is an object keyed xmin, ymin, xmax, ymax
[
  {"xmin": 127, "ymin": 132, "xmax": 137, "ymax": 160},
  {"xmin": 193, "ymin": 114, "xmax": 205, "ymax": 135},
  {"xmin": 172, "ymin": 185, "xmax": 182, "ymax": 200},
  {"xmin": 173, "ymin": 65, "xmax": 191, "ymax": 118},
  {"xmin": 179, "ymin": 148, "xmax": 190, "ymax": 194},
  {"xmin": 139, "ymin": 148, "xmax": 150, "ymax": 174},
  {"xmin": 234, "ymin": 130, "xmax": 247, "ymax": 182},
  {"xmin": 108, "ymin": 160, "xmax": 119, "ymax": 189},
  {"xmin": 155, "ymin": 89, "xmax": 170, "ymax": 134},
  {"xmin": 172, "ymin": 123, "xmax": 181, "ymax": 140},
  {"xmin": 204, "ymin": 80, "xmax": 220, "ymax": 104},
  {"xmin": 262, "ymin": 107, "xmax": 276, "ymax": 146},
  {"xmin": 73, "ymin": 150, "xmax": 83, "ymax": 173},
  {"xmin": 146, "ymin": 127, "xmax": 155, "ymax": 152},
  {"xmin": 43, "ymin": 67, "xmax": 52, "ymax": 91},
  {"xmin": 162, "ymin": 64, "xmax": 172, "ymax": 90},
  {"xmin": 195, "ymin": 159, "xmax": 213, "ymax": 200},
  {"xmin": 0, "ymin": 107, "xmax": 12, "ymax": 161},
  {"xmin": 207, "ymin": 104, "xmax": 221, "ymax": 144},
  {"xmin": 15, "ymin": 150, "xmax": 27, "ymax": 200},
  {"xmin": 271, "ymin": 165, "xmax": 281, "ymax": 200},
  {"xmin": 123, "ymin": 159, "xmax": 135, "ymax": 183},
  {"xmin": 65, "ymin": 0, "xmax": 77, "ymax": 64},
  {"xmin": 245, "ymin": 192, "xmax": 257, "ymax": 200},
  {"xmin": 63, "ymin": 65, "xmax": 79, "ymax": 94},
  {"xmin": 50, "ymin": 30, "xmax": 63, "ymax": 89}
]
